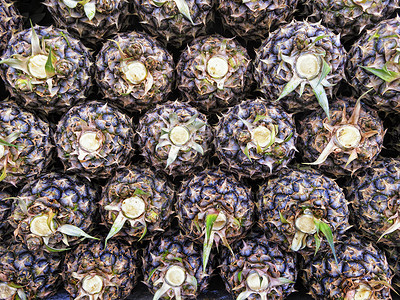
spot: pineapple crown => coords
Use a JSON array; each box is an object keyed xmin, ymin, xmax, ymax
[
  {"xmin": 151, "ymin": 0, "xmax": 194, "ymax": 24},
  {"xmin": 156, "ymin": 111, "xmax": 206, "ymax": 169},
  {"xmin": 277, "ymin": 34, "xmax": 334, "ymax": 119},
  {"xmin": 103, "ymin": 188, "xmax": 150, "ymax": 245},
  {"xmin": 71, "ymin": 271, "xmax": 117, "ymax": 300},
  {"xmin": 16, "ymin": 197, "xmax": 98, "ymax": 252},
  {"xmin": 303, "ymin": 96, "xmax": 379, "ymax": 171},
  {"xmin": 62, "ymin": 0, "xmax": 115, "ymax": 20},
  {"xmin": 0, "ymin": 25, "xmax": 75, "ymax": 96},
  {"xmin": 0, "ymin": 132, "xmax": 21, "ymax": 183},
  {"xmin": 0, "ymin": 282, "xmax": 27, "ymax": 300}
]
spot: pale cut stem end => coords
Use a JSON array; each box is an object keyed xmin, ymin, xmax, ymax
[
  {"xmin": 124, "ymin": 61, "xmax": 147, "ymax": 84},
  {"xmin": 252, "ymin": 126, "xmax": 272, "ymax": 148},
  {"xmin": 169, "ymin": 126, "xmax": 190, "ymax": 146},
  {"xmin": 335, "ymin": 125, "xmax": 362, "ymax": 149},
  {"xmin": 295, "ymin": 53, "xmax": 321, "ymax": 80},
  {"xmin": 165, "ymin": 266, "xmax": 186, "ymax": 287},
  {"xmin": 213, "ymin": 212, "xmax": 227, "ymax": 231},
  {"xmin": 295, "ymin": 214, "xmax": 316, "ymax": 235},
  {"xmin": 121, "ymin": 196, "xmax": 145, "ymax": 219},
  {"xmin": 207, "ymin": 56, "xmax": 229, "ymax": 79},
  {"xmin": 82, "ymin": 275, "xmax": 103, "ymax": 295},
  {"xmin": 0, "ymin": 145, "xmax": 5, "ymax": 159},
  {"xmin": 30, "ymin": 214, "xmax": 54, "ymax": 237},
  {"xmin": 345, "ymin": 283, "xmax": 372, "ymax": 300},
  {"xmin": 246, "ymin": 273, "xmax": 269, "ymax": 292},
  {"xmin": 0, "ymin": 283, "xmax": 17, "ymax": 299},
  {"xmin": 28, "ymin": 54, "xmax": 48, "ymax": 79},
  {"xmin": 79, "ymin": 131, "xmax": 103, "ymax": 153}
]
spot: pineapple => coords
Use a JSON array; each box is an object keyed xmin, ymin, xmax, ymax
[
  {"xmin": 385, "ymin": 113, "xmax": 400, "ymax": 154},
  {"xmin": 302, "ymin": 233, "xmax": 393, "ymax": 299},
  {"xmin": 132, "ymin": 0, "xmax": 215, "ymax": 48},
  {"xmin": 177, "ymin": 35, "xmax": 251, "ymax": 112},
  {"xmin": 257, "ymin": 167, "xmax": 350, "ymax": 262},
  {"xmin": 9, "ymin": 172, "xmax": 99, "ymax": 252},
  {"xmin": 96, "ymin": 31, "xmax": 175, "ymax": 112},
  {"xmin": 253, "ymin": 20, "xmax": 347, "ymax": 118},
  {"xmin": 54, "ymin": 100, "xmax": 135, "ymax": 179},
  {"xmin": 0, "ymin": 0, "xmax": 23, "ymax": 53},
  {"xmin": 0, "ymin": 190, "xmax": 13, "ymax": 240},
  {"xmin": 137, "ymin": 101, "xmax": 213, "ymax": 177},
  {"xmin": 99, "ymin": 164, "xmax": 175, "ymax": 245},
  {"xmin": 384, "ymin": 247, "xmax": 400, "ymax": 294},
  {"xmin": 220, "ymin": 230, "xmax": 297, "ymax": 300},
  {"xmin": 214, "ymin": 98, "xmax": 297, "ymax": 179},
  {"xmin": 0, "ymin": 242, "xmax": 62, "ymax": 300},
  {"xmin": 63, "ymin": 239, "xmax": 139, "ymax": 300},
  {"xmin": 44, "ymin": 0, "xmax": 131, "ymax": 46},
  {"xmin": 347, "ymin": 17, "xmax": 400, "ymax": 113},
  {"xmin": 345, "ymin": 157, "xmax": 400, "ymax": 247},
  {"xmin": 297, "ymin": 97, "xmax": 385, "ymax": 177},
  {"xmin": 300, "ymin": 0, "xmax": 399, "ymax": 39},
  {"xmin": 216, "ymin": 0, "xmax": 299, "ymax": 41},
  {"xmin": 143, "ymin": 230, "xmax": 211, "ymax": 299},
  {"xmin": 176, "ymin": 168, "xmax": 254, "ymax": 272},
  {"xmin": 0, "ymin": 100, "xmax": 53, "ymax": 187},
  {"xmin": 0, "ymin": 25, "xmax": 93, "ymax": 115}
]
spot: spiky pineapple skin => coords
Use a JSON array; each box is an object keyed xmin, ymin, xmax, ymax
[
  {"xmin": 44, "ymin": 0, "xmax": 131, "ymax": 45},
  {"xmin": 0, "ymin": 0, "xmax": 23, "ymax": 53},
  {"xmin": 0, "ymin": 243, "xmax": 62, "ymax": 299},
  {"xmin": 0, "ymin": 26, "xmax": 93, "ymax": 115},
  {"xmin": 300, "ymin": 0, "xmax": 399, "ymax": 38},
  {"xmin": 9, "ymin": 172, "xmax": 99, "ymax": 251},
  {"xmin": 253, "ymin": 21, "xmax": 346, "ymax": 113},
  {"xmin": 96, "ymin": 31, "xmax": 175, "ymax": 112},
  {"xmin": 176, "ymin": 168, "xmax": 254, "ymax": 244},
  {"xmin": 220, "ymin": 231, "xmax": 297, "ymax": 300},
  {"xmin": 132, "ymin": 0, "xmax": 215, "ymax": 48},
  {"xmin": 99, "ymin": 165, "xmax": 175, "ymax": 243},
  {"xmin": 63, "ymin": 239, "xmax": 138, "ymax": 300},
  {"xmin": 214, "ymin": 99, "xmax": 297, "ymax": 179},
  {"xmin": 0, "ymin": 100, "xmax": 53, "ymax": 186},
  {"xmin": 257, "ymin": 167, "xmax": 350, "ymax": 256},
  {"xmin": 345, "ymin": 157, "xmax": 400, "ymax": 247},
  {"xmin": 347, "ymin": 17, "xmax": 400, "ymax": 113},
  {"xmin": 54, "ymin": 101, "xmax": 135, "ymax": 179},
  {"xmin": 297, "ymin": 98, "xmax": 384, "ymax": 177},
  {"xmin": 137, "ymin": 101, "xmax": 213, "ymax": 177},
  {"xmin": 0, "ymin": 190, "xmax": 13, "ymax": 239},
  {"xmin": 143, "ymin": 230, "xmax": 211, "ymax": 299},
  {"xmin": 302, "ymin": 233, "xmax": 392, "ymax": 299},
  {"xmin": 177, "ymin": 35, "xmax": 251, "ymax": 112},
  {"xmin": 217, "ymin": 0, "xmax": 298, "ymax": 41}
]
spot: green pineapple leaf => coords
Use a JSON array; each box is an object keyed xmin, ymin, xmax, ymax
[
  {"xmin": 172, "ymin": 256, "xmax": 183, "ymax": 263},
  {"xmin": 138, "ymin": 222, "xmax": 147, "ymax": 242},
  {"xmin": 203, "ymin": 214, "xmax": 218, "ymax": 272},
  {"xmin": 361, "ymin": 63, "xmax": 400, "ymax": 83},
  {"xmin": 311, "ymin": 35, "xmax": 327, "ymax": 45},
  {"xmin": 243, "ymin": 145, "xmax": 251, "ymax": 161},
  {"xmin": 277, "ymin": 77, "xmax": 302, "ymax": 101},
  {"xmin": 282, "ymin": 132, "xmax": 294, "ymax": 143},
  {"xmin": 17, "ymin": 290, "xmax": 27, "ymax": 300},
  {"xmin": 310, "ymin": 77, "xmax": 330, "ymax": 120},
  {"xmin": 83, "ymin": 1, "xmax": 96, "ymax": 21},
  {"xmin": 314, "ymin": 233, "xmax": 321, "ymax": 256},
  {"xmin": 317, "ymin": 58, "xmax": 331, "ymax": 87},
  {"xmin": 0, "ymin": 165, "xmax": 7, "ymax": 182},
  {"xmin": 62, "ymin": 0, "xmax": 79, "ymax": 8},
  {"xmin": 30, "ymin": 21, "xmax": 41, "ymax": 56},
  {"xmin": 253, "ymin": 115, "xmax": 267, "ymax": 124},
  {"xmin": 104, "ymin": 212, "xmax": 127, "ymax": 247},
  {"xmin": 314, "ymin": 219, "xmax": 338, "ymax": 265},
  {"xmin": 174, "ymin": 0, "xmax": 194, "ymax": 25},
  {"xmin": 237, "ymin": 270, "xmax": 243, "ymax": 282},
  {"xmin": 133, "ymin": 188, "xmax": 150, "ymax": 196},
  {"xmin": 44, "ymin": 243, "xmax": 70, "ymax": 252},
  {"xmin": 45, "ymin": 47, "xmax": 56, "ymax": 77},
  {"xmin": 279, "ymin": 211, "xmax": 289, "ymax": 224},
  {"xmin": 8, "ymin": 283, "xmax": 25, "ymax": 289},
  {"xmin": 57, "ymin": 224, "xmax": 99, "ymax": 240}
]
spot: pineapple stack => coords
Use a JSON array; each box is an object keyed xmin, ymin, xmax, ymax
[{"xmin": 0, "ymin": 0, "xmax": 400, "ymax": 299}]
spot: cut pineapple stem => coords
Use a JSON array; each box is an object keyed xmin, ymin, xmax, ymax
[
  {"xmin": 346, "ymin": 283, "xmax": 372, "ymax": 300},
  {"xmin": 169, "ymin": 126, "xmax": 190, "ymax": 146},
  {"xmin": 0, "ymin": 145, "xmax": 5, "ymax": 159},
  {"xmin": 124, "ymin": 61, "xmax": 147, "ymax": 84},
  {"xmin": 252, "ymin": 126, "xmax": 272, "ymax": 148},
  {"xmin": 79, "ymin": 131, "xmax": 103, "ymax": 153},
  {"xmin": 291, "ymin": 210, "xmax": 316, "ymax": 251},
  {"xmin": 246, "ymin": 272, "xmax": 269, "ymax": 292},
  {"xmin": 207, "ymin": 56, "xmax": 229, "ymax": 79},
  {"xmin": 0, "ymin": 283, "xmax": 17, "ymax": 299},
  {"xmin": 165, "ymin": 265, "xmax": 187, "ymax": 287},
  {"xmin": 121, "ymin": 196, "xmax": 145, "ymax": 219},
  {"xmin": 28, "ymin": 54, "xmax": 48, "ymax": 79},
  {"xmin": 82, "ymin": 275, "xmax": 103, "ymax": 295},
  {"xmin": 30, "ymin": 214, "xmax": 55, "ymax": 237},
  {"xmin": 334, "ymin": 125, "xmax": 362, "ymax": 149},
  {"xmin": 295, "ymin": 53, "xmax": 321, "ymax": 80},
  {"xmin": 213, "ymin": 212, "xmax": 227, "ymax": 231}
]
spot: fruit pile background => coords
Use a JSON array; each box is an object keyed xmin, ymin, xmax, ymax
[{"xmin": 1, "ymin": 0, "xmax": 400, "ymax": 299}]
